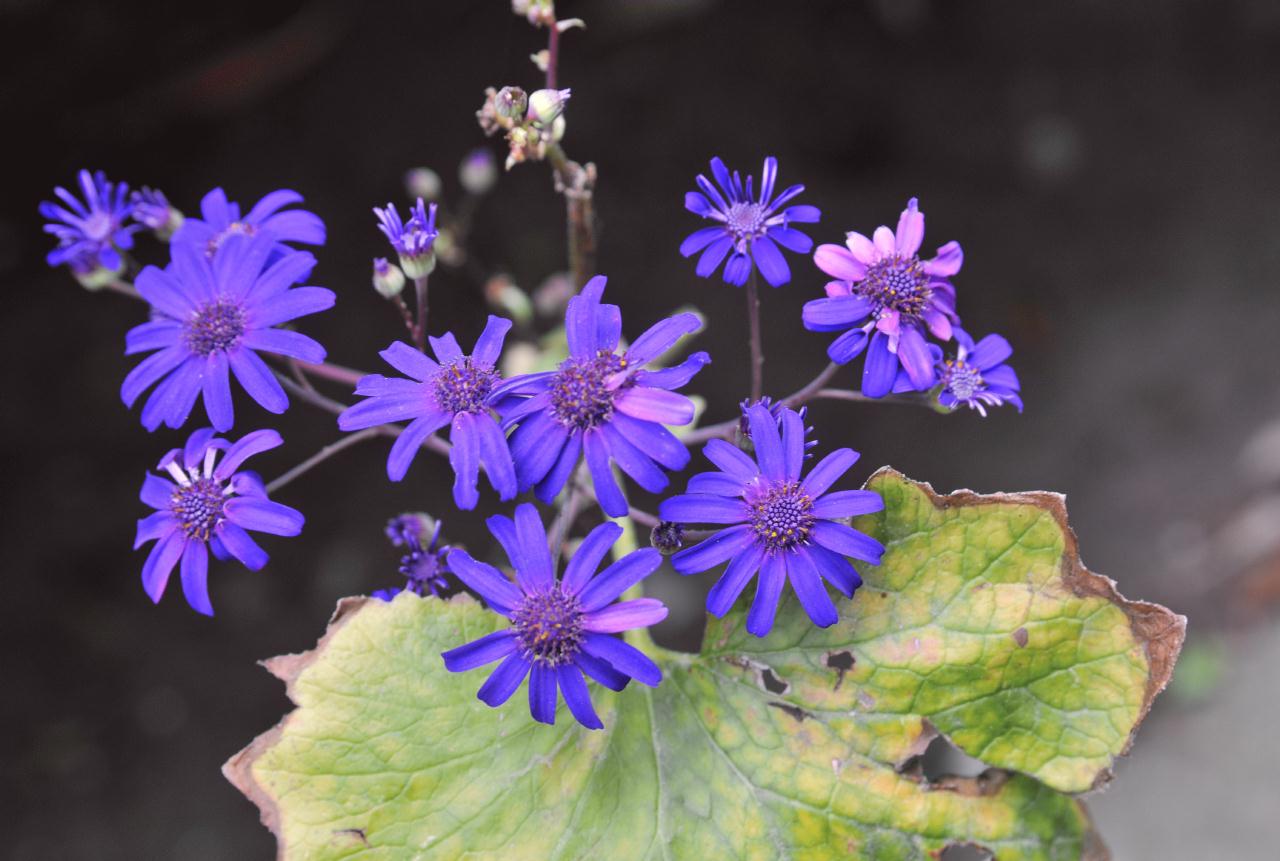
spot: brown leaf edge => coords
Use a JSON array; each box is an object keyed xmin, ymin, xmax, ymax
[
  {"xmin": 222, "ymin": 595, "xmax": 372, "ymax": 860},
  {"xmin": 868, "ymin": 467, "xmax": 1188, "ymax": 794}
]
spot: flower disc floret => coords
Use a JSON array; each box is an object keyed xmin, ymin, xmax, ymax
[
  {"xmin": 511, "ymin": 590, "xmax": 585, "ymax": 667},
  {"xmin": 183, "ymin": 299, "xmax": 247, "ymax": 357},
  {"xmin": 549, "ymin": 351, "xmax": 627, "ymax": 431},
  {"xmin": 432, "ymin": 358, "xmax": 500, "ymax": 415},
  {"xmin": 171, "ymin": 477, "xmax": 228, "ymax": 541},
  {"xmin": 748, "ymin": 481, "xmax": 815, "ymax": 552}
]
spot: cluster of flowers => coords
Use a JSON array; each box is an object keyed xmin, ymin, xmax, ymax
[
  {"xmin": 41, "ymin": 151, "xmax": 1019, "ymax": 729},
  {"xmin": 682, "ymin": 158, "xmax": 1021, "ymax": 414}
]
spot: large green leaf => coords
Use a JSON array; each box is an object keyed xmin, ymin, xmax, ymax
[{"xmin": 226, "ymin": 470, "xmax": 1183, "ymax": 859}]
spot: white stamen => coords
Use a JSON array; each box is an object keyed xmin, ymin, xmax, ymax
[{"xmin": 165, "ymin": 461, "xmax": 191, "ymax": 486}]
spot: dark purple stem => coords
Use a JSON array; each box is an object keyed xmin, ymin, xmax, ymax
[
  {"xmin": 745, "ymin": 270, "xmax": 764, "ymax": 402},
  {"xmin": 266, "ymin": 428, "xmax": 382, "ymax": 493}
]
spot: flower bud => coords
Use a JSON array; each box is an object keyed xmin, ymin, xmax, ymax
[
  {"xmin": 372, "ymin": 257, "xmax": 406, "ymax": 299},
  {"xmin": 527, "ymin": 88, "xmax": 571, "ymax": 126},
  {"xmin": 650, "ymin": 522, "xmax": 685, "ymax": 555},
  {"xmin": 69, "ymin": 253, "xmax": 124, "ymax": 291},
  {"xmin": 131, "ymin": 187, "xmax": 183, "ymax": 241},
  {"xmin": 484, "ymin": 274, "xmax": 533, "ymax": 326},
  {"xmin": 458, "ymin": 148, "xmax": 497, "ymax": 195},
  {"xmin": 404, "ymin": 167, "xmax": 442, "ymax": 202},
  {"xmin": 495, "ymin": 86, "xmax": 528, "ymax": 122}
]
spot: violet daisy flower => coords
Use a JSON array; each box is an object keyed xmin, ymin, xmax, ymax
[
  {"xmin": 802, "ymin": 197, "xmax": 962, "ymax": 398},
  {"xmin": 896, "ymin": 329, "xmax": 1023, "ymax": 415},
  {"xmin": 442, "ymin": 503, "xmax": 667, "ymax": 729},
  {"xmin": 122, "ymin": 233, "xmax": 335, "ymax": 432},
  {"xmin": 337, "ymin": 316, "xmax": 517, "ymax": 510},
  {"xmin": 134, "ymin": 427, "xmax": 303, "ymax": 616},
  {"xmin": 373, "ymin": 515, "xmax": 452, "ymax": 601},
  {"xmin": 495, "ymin": 275, "xmax": 709, "ymax": 517},
  {"xmin": 173, "ymin": 187, "xmax": 325, "ymax": 259},
  {"xmin": 680, "ymin": 156, "xmax": 820, "ymax": 287},
  {"xmin": 373, "ymin": 198, "xmax": 438, "ymax": 279},
  {"xmin": 659, "ymin": 404, "xmax": 885, "ymax": 637},
  {"xmin": 39, "ymin": 169, "xmax": 141, "ymax": 271}
]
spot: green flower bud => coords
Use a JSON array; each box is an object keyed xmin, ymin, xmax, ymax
[
  {"xmin": 372, "ymin": 257, "xmax": 406, "ymax": 299},
  {"xmin": 527, "ymin": 88, "xmax": 571, "ymax": 126},
  {"xmin": 495, "ymin": 86, "xmax": 528, "ymax": 122}
]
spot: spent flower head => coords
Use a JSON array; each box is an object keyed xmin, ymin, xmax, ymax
[
  {"xmin": 373, "ymin": 515, "xmax": 452, "ymax": 601},
  {"xmin": 681, "ymin": 156, "xmax": 820, "ymax": 287},
  {"xmin": 135, "ymin": 427, "xmax": 303, "ymax": 615},
  {"xmin": 659, "ymin": 405, "xmax": 884, "ymax": 637},
  {"xmin": 442, "ymin": 504, "xmax": 667, "ymax": 729},
  {"xmin": 374, "ymin": 198, "xmax": 439, "ymax": 279},
  {"xmin": 131, "ymin": 187, "xmax": 184, "ymax": 239}
]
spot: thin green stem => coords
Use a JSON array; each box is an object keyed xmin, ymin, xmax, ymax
[
  {"xmin": 745, "ymin": 270, "xmax": 764, "ymax": 401},
  {"xmin": 682, "ymin": 361, "xmax": 841, "ymax": 445},
  {"xmin": 266, "ymin": 428, "xmax": 381, "ymax": 493}
]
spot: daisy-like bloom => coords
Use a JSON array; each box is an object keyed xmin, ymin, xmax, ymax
[
  {"xmin": 802, "ymin": 197, "xmax": 962, "ymax": 398},
  {"xmin": 496, "ymin": 275, "xmax": 709, "ymax": 517},
  {"xmin": 374, "ymin": 198, "xmax": 438, "ymax": 279},
  {"xmin": 173, "ymin": 187, "xmax": 325, "ymax": 259},
  {"xmin": 896, "ymin": 329, "xmax": 1023, "ymax": 416},
  {"xmin": 39, "ymin": 169, "xmax": 141, "ymax": 272},
  {"xmin": 659, "ymin": 404, "xmax": 885, "ymax": 637},
  {"xmin": 680, "ymin": 156, "xmax": 820, "ymax": 287},
  {"xmin": 442, "ymin": 504, "xmax": 667, "ymax": 729},
  {"xmin": 337, "ymin": 316, "xmax": 517, "ymax": 510},
  {"xmin": 373, "ymin": 515, "xmax": 452, "ymax": 601},
  {"xmin": 122, "ymin": 233, "xmax": 335, "ymax": 432},
  {"xmin": 134, "ymin": 427, "xmax": 303, "ymax": 616}
]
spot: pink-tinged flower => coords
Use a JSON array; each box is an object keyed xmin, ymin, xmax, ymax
[{"xmin": 802, "ymin": 197, "xmax": 962, "ymax": 397}]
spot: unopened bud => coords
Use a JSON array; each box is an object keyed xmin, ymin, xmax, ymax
[
  {"xmin": 650, "ymin": 522, "xmax": 685, "ymax": 555},
  {"xmin": 483, "ymin": 275, "xmax": 533, "ymax": 326},
  {"xmin": 495, "ymin": 86, "xmax": 528, "ymax": 122},
  {"xmin": 458, "ymin": 148, "xmax": 498, "ymax": 195},
  {"xmin": 131, "ymin": 187, "xmax": 183, "ymax": 240},
  {"xmin": 527, "ymin": 88, "xmax": 571, "ymax": 126},
  {"xmin": 372, "ymin": 257, "xmax": 406, "ymax": 298},
  {"xmin": 404, "ymin": 167, "xmax": 442, "ymax": 202}
]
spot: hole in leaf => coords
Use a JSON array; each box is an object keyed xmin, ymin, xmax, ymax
[
  {"xmin": 767, "ymin": 701, "xmax": 811, "ymax": 722},
  {"xmin": 761, "ymin": 667, "xmax": 789, "ymax": 694},
  {"xmin": 921, "ymin": 734, "xmax": 987, "ymax": 781},
  {"xmin": 940, "ymin": 844, "xmax": 992, "ymax": 861},
  {"xmin": 825, "ymin": 650, "xmax": 855, "ymax": 690}
]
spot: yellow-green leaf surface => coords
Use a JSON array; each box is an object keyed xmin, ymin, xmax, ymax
[{"xmin": 226, "ymin": 471, "xmax": 1184, "ymax": 860}]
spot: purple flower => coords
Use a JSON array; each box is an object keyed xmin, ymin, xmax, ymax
[
  {"xmin": 122, "ymin": 233, "xmax": 335, "ymax": 432},
  {"xmin": 131, "ymin": 187, "xmax": 183, "ymax": 238},
  {"xmin": 39, "ymin": 169, "xmax": 141, "ymax": 271},
  {"xmin": 442, "ymin": 503, "xmax": 667, "ymax": 729},
  {"xmin": 173, "ymin": 187, "xmax": 325, "ymax": 259},
  {"xmin": 802, "ymin": 197, "xmax": 962, "ymax": 398},
  {"xmin": 338, "ymin": 317, "xmax": 517, "ymax": 510},
  {"xmin": 495, "ymin": 275, "xmax": 709, "ymax": 517},
  {"xmin": 659, "ymin": 404, "xmax": 885, "ymax": 637},
  {"xmin": 374, "ymin": 198, "xmax": 438, "ymax": 279},
  {"xmin": 897, "ymin": 329, "xmax": 1023, "ymax": 415},
  {"xmin": 374, "ymin": 516, "xmax": 452, "ymax": 600},
  {"xmin": 134, "ymin": 428, "xmax": 303, "ymax": 615},
  {"xmin": 680, "ymin": 156, "xmax": 820, "ymax": 287}
]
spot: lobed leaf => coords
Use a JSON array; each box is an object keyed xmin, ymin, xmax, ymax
[{"xmin": 226, "ymin": 470, "xmax": 1183, "ymax": 860}]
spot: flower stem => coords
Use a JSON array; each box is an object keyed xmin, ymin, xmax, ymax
[
  {"xmin": 815, "ymin": 388, "xmax": 939, "ymax": 408},
  {"xmin": 745, "ymin": 270, "xmax": 764, "ymax": 401},
  {"xmin": 546, "ymin": 19, "xmax": 560, "ymax": 89},
  {"xmin": 682, "ymin": 361, "xmax": 841, "ymax": 445},
  {"xmin": 413, "ymin": 274, "xmax": 429, "ymax": 351},
  {"xmin": 548, "ymin": 464, "xmax": 587, "ymax": 563},
  {"xmin": 103, "ymin": 278, "xmax": 141, "ymax": 300},
  {"xmin": 266, "ymin": 428, "xmax": 381, "ymax": 494},
  {"xmin": 272, "ymin": 370, "xmax": 451, "ymax": 456},
  {"xmin": 294, "ymin": 360, "xmax": 366, "ymax": 387}
]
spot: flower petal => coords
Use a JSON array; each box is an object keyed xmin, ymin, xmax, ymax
[
  {"xmin": 447, "ymin": 548, "xmax": 522, "ymax": 614},
  {"xmin": 812, "ymin": 490, "xmax": 884, "ymax": 520},
  {"xmin": 582, "ymin": 633, "xmax": 661, "ymax": 687},
  {"xmin": 814, "ymin": 244, "xmax": 867, "ymax": 282},
  {"xmin": 706, "ymin": 541, "xmax": 765, "ymax": 616},
  {"xmin": 442, "ymin": 630, "xmax": 518, "ymax": 672},
  {"xmin": 476, "ymin": 654, "xmax": 531, "ymax": 706},
  {"xmin": 562, "ymin": 522, "xmax": 622, "ymax": 596},
  {"xmin": 557, "ymin": 665, "xmax": 603, "ymax": 730},
  {"xmin": 669, "ymin": 524, "xmax": 754, "ymax": 574},
  {"xmin": 811, "ymin": 520, "xmax": 885, "ymax": 564},
  {"xmin": 787, "ymin": 549, "xmax": 838, "ymax": 628},
  {"xmin": 578, "ymin": 549, "xmax": 662, "ymax": 611},
  {"xmin": 180, "ymin": 540, "xmax": 214, "ymax": 616},
  {"xmin": 582, "ymin": 598, "xmax": 668, "ymax": 633},
  {"xmin": 745, "ymin": 552, "xmax": 786, "ymax": 637}
]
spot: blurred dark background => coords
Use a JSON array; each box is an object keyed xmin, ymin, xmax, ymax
[{"xmin": 4, "ymin": 0, "xmax": 1279, "ymax": 857}]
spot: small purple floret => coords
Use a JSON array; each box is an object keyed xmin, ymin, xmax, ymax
[
  {"xmin": 680, "ymin": 156, "xmax": 820, "ymax": 287},
  {"xmin": 441, "ymin": 503, "xmax": 668, "ymax": 729},
  {"xmin": 896, "ymin": 329, "xmax": 1023, "ymax": 415},
  {"xmin": 659, "ymin": 404, "xmax": 885, "ymax": 637},
  {"xmin": 374, "ymin": 515, "xmax": 452, "ymax": 599},
  {"xmin": 373, "ymin": 198, "xmax": 438, "ymax": 277},
  {"xmin": 172, "ymin": 187, "xmax": 325, "ymax": 259},
  {"xmin": 134, "ymin": 427, "xmax": 304, "ymax": 616},
  {"xmin": 39, "ymin": 169, "xmax": 141, "ymax": 272}
]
